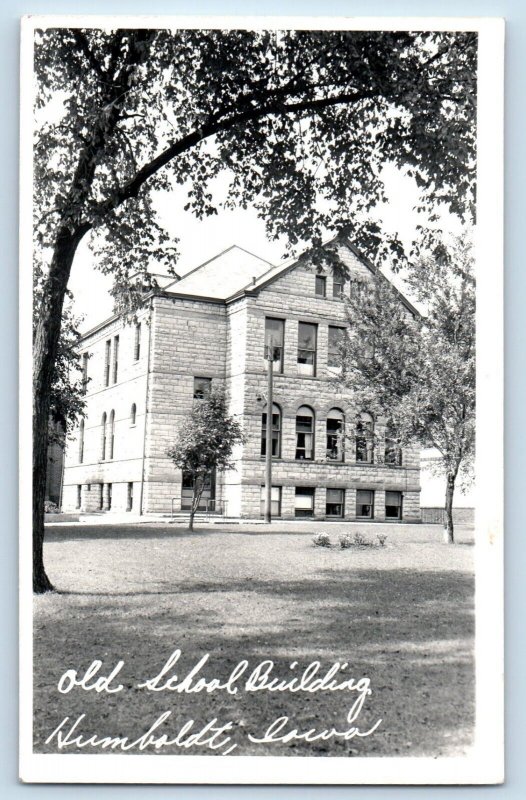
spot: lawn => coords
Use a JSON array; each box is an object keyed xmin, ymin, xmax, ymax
[{"xmin": 33, "ymin": 521, "xmax": 475, "ymax": 758}]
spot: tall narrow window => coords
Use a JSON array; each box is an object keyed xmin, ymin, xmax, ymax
[
  {"xmin": 315, "ymin": 275, "xmax": 326, "ymax": 297},
  {"xmin": 127, "ymin": 482, "xmax": 134, "ymax": 512},
  {"xmin": 134, "ymin": 323, "xmax": 141, "ymax": 361},
  {"xmin": 112, "ymin": 335, "xmax": 119, "ymax": 383},
  {"xmin": 261, "ymin": 403, "xmax": 281, "ymax": 457},
  {"xmin": 385, "ymin": 491, "xmax": 402, "ymax": 519},
  {"xmin": 193, "ymin": 377, "xmax": 212, "ymax": 399},
  {"xmin": 333, "ymin": 277, "xmax": 344, "ymax": 298},
  {"xmin": 260, "ymin": 486, "xmax": 282, "ymax": 517},
  {"xmin": 264, "ymin": 317, "xmax": 284, "ymax": 373},
  {"xmin": 295, "ymin": 487, "xmax": 315, "ymax": 517},
  {"xmin": 81, "ymin": 353, "xmax": 89, "ymax": 388},
  {"xmin": 104, "ymin": 340, "xmax": 111, "ymax": 386},
  {"xmin": 109, "ymin": 410, "xmax": 115, "ymax": 459},
  {"xmin": 107, "ymin": 483, "xmax": 113, "ymax": 511},
  {"xmin": 130, "ymin": 403, "xmax": 137, "ymax": 426},
  {"xmin": 101, "ymin": 413, "xmax": 107, "ymax": 460},
  {"xmin": 356, "ymin": 489, "xmax": 374, "ymax": 519},
  {"xmin": 78, "ymin": 419, "xmax": 85, "ymax": 463},
  {"xmin": 76, "ymin": 485, "xmax": 82, "ymax": 510},
  {"xmin": 295, "ymin": 406, "xmax": 314, "ymax": 460},
  {"xmin": 328, "ymin": 326, "xmax": 345, "ymax": 369},
  {"xmin": 356, "ymin": 412, "xmax": 374, "ymax": 463},
  {"xmin": 326, "ymin": 409, "xmax": 344, "ymax": 461},
  {"xmin": 385, "ymin": 423, "xmax": 402, "ymax": 466},
  {"xmin": 297, "ymin": 322, "xmax": 317, "ymax": 376},
  {"xmin": 326, "ymin": 488, "xmax": 344, "ymax": 517}
]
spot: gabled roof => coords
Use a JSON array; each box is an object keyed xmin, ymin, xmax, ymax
[{"xmin": 164, "ymin": 245, "xmax": 273, "ymax": 300}]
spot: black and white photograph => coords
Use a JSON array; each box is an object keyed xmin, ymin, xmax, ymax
[{"xmin": 20, "ymin": 15, "xmax": 504, "ymax": 785}]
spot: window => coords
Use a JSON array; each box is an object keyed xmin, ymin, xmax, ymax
[
  {"xmin": 81, "ymin": 353, "xmax": 89, "ymax": 388},
  {"xmin": 295, "ymin": 487, "xmax": 315, "ymax": 517},
  {"xmin": 109, "ymin": 410, "xmax": 115, "ymax": 459},
  {"xmin": 260, "ymin": 486, "xmax": 282, "ymax": 517},
  {"xmin": 295, "ymin": 406, "xmax": 314, "ymax": 460},
  {"xmin": 315, "ymin": 275, "xmax": 326, "ymax": 297},
  {"xmin": 78, "ymin": 419, "xmax": 85, "ymax": 463},
  {"xmin": 328, "ymin": 326, "xmax": 345, "ymax": 369},
  {"xmin": 104, "ymin": 340, "xmax": 111, "ymax": 386},
  {"xmin": 356, "ymin": 412, "xmax": 374, "ymax": 463},
  {"xmin": 127, "ymin": 482, "xmax": 134, "ymax": 512},
  {"xmin": 386, "ymin": 491, "xmax": 402, "ymax": 520},
  {"xmin": 261, "ymin": 403, "xmax": 281, "ymax": 457},
  {"xmin": 130, "ymin": 403, "xmax": 137, "ymax": 426},
  {"xmin": 101, "ymin": 412, "xmax": 107, "ymax": 460},
  {"xmin": 333, "ymin": 277, "xmax": 344, "ymax": 298},
  {"xmin": 326, "ymin": 409, "xmax": 344, "ymax": 461},
  {"xmin": 297, "ymin": 322, "xmax": 317, "ymax": 376},
  {"xmin": 99, "ymin": 484, "xmax": 104, "ymax": 510},
  {"xmin": 264, "ymin": 318, "xmax": 284, "ymax": 373},
  {"xmin": 356, "ymin": 489, "xmax": 374, "ymax": 519},
  {"xmin": 326, "ymin": 488, "xmax": 344, "ymax": 517},
  {"xmin": 76, "ymin": 485, "xmax": 82, "ymax": 510},
  {"xmin": 134, "ymin": 323, "xmax": 141, "ymax": 361},
  {"xmin": 112, "ymin": 335, "xmax": 119, "ymax": 383},
  {"xmin": 385, "ymin": 424, "xmax": 402, "ymax": 466},
  {"xmin": 107, "ymin": 483, "xmax": 112, "ymax": 511},
  {"xmin": 193, "ymin": 377, "xmax": 212, "ymax": 400}
]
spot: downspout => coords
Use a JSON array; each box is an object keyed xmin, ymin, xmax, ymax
[{"xmin": 139, "ymin": 298, "xmax": 154, "ymax": 515}]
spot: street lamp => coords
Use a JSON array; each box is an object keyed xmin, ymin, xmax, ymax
[{"xmin": 263, "ymin": 342, "xmax": 277, "ymax": 523}]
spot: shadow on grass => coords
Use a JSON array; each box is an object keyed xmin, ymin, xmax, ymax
[
  {"xmin": 34, "ymin": 566, "xmax": 475, "ymax": 757},
  {"xmin": 44, "ymin": 525, "xmax": 216, "ymax": 543}
]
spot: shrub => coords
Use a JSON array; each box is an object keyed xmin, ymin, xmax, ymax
[
  {"xmin": 377, "ymin": 534, "xmax": 388, "ymax": 547},
  {"xmin": 339, "ymin": 534, "xmax": 353, "ymax": 549},
  {"xmin": 44, "ymin": 501, "xmax": 60, "ymax": 514},
  {"xmin": 312, "ymin": 533, "xmax": 331, "ymax": 548},
  {"xmin": 353, "ymin": 532, "xmax": 369, "ymax": 547}
]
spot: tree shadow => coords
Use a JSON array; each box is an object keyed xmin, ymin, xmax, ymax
[{"xmin": 33, "ymin": 566, "xmax": 474, "ymax": 758}]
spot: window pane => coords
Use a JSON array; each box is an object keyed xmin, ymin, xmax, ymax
[
  {"xmin": 328, "ymin": 327, "xmax": 344, "ymax": 367},
  {"xmin": 356, "ymin": 490, "xmax": 374, "ymax": 518},
  {"xmin": 194, "ymin": 377, "xmax": 211, "ymax": 399},
  {"xmin": 295, "ymin": 487, "xmax": 314, "ymax": 516},
  {"xmin": 298, "ymin": 322, "xmax": 316, "ymax": 350},
  {"xmin": 265, "ymin": 318, "xmax": 284, "ymax": 372},
  {"xmin": 315, "ymin": 276, "xmax": 326, "ymax": 297},
  {"xmin": 333, "ymin": 280, "xmax": 343, "ymax": 298}
]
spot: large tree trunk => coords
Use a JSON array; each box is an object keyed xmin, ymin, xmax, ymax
[
  {"xmin": 444, "ymin": 471, "xmax": 457, "ymax": 544},
  {"xmin": 33, "ymin": 226, "xmax": 87, "ymax": 592}
]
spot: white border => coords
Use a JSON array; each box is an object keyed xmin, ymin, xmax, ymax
[{"xmin": 19, "ymin": 14, "xmax": 505, "ymax": 785}]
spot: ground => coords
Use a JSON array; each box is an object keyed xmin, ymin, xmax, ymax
[{"xmin": 33, "ymin": 520, "xmax": 475, "ymax": 758}]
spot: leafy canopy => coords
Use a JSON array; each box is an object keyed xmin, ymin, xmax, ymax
[
  {"xmin": 167, "ymin": 391, "xmax": 245, "ymax": 479},
  {"xmin": 340, "ymin": 233, "xmax": 475, "ymax": 481},
  {"xmin": 34, "ymin": 27, "xmax": 477, "ymax": 286}
]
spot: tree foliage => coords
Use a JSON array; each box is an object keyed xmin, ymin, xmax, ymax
[
  {"xmin": 166, "ymin": 391, "xmax": 244, "ymax": 530},
  {"xmin": 340, "ymin": 234, "xmax": 475, "ymax": 541},
  {"xmin": 32, "ymin": 26, "xmax": 477, "ymax": 590}
]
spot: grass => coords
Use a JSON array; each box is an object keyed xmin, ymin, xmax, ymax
[{"xmin": 33, "ymin": 521, "xmax": 475, "ymax": 758}]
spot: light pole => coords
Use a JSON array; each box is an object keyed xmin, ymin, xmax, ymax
[{"xmin": 264, "ymin": 343, "xmax": 274, "ymax": 523}]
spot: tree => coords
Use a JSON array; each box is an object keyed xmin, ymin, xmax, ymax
[
  {"xmin": 166, "ymin": 391, "xmax": 244, "ymax": 531},
  {"xmin": 32, "ymin": 26, "xmax": 476, "ymax": 590},
  {"xmin": 339, "ymin": 234, "xmax": 475, "ymax": 543}
]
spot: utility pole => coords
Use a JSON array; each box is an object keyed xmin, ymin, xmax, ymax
[{"xmin": 264, "ymin": 343, "xmax": 274, "ymax": 523}]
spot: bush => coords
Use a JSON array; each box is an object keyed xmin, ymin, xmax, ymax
[
  {"xmin": 312, "ymin": 533, "xmax": 332, "ymax": 548},
  {"xmin": 377, "ymin": 534, "xmax": 388, "ymax": 547},
  {"xmin": 339, "ymin": 534, "xmax": 353, "ymax": 549},
  {"xmin": 44, "ymin": 501, "xmax": 60, "ymax": 514}
]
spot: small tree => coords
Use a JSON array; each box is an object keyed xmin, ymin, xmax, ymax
[
  {"xmin": 340, "ymin": 234, "xmax": 475, "ymax": 543},
  {"xmin": 167, "ymin": 391, "xmax": 244, "ymax": 531}
]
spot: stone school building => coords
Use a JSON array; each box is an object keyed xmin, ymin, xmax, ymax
[{"xmin": 62, "ymin": 237, "xmax": 421, "ymax": 521}]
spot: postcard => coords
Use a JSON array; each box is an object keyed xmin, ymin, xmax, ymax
[{"xmin": 20, "ymin": 15, "xmax": 504, "ymax": 784}]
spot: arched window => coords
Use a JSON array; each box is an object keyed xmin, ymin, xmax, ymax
[
  {"xmin": 261, "ymin": 403, "xmax": 281, "ymax": 458},
  {"xmin": 295, "ymin": 405, "xmax": 315, "ymax": 460},
  {"xmin": 356, "ymin": 412, "xmax": 374, "ymax": 463},
  {"xmin": 326, "ymin": 408, "xmax": 345, "ymax": 461},
  {"xmin": 385, "ymin": 422, "xmax": 402, "ymax": 466},
  {"xmin": 109, "ymin": 410, "xmax": 115, "ymax": 459},
  {"xmin": 101, "ymin": 413, "xmax": 107, "ymax": 460},
  {"xmin": 130, "ymin": 403, "xmax": 137, "ymax": 426},
  {"xmin": 79, "ymin": 419, "xmax": 85, "ymax": 464}
]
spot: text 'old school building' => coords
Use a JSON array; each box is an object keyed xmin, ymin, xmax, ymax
[{"xmin": 62, "ymin": 238, "xmax": 421, "ymax": 521}]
